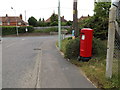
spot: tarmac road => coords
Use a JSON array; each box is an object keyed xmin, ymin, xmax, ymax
[{"xmin": 2, "ymin": 36, "xmax": 96, "ymax": 88}]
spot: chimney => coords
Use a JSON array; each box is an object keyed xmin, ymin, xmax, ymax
[
  {"xmin": 20, "ymin": 14, "xmax": 22, "ymax": 19},
  {"xmin": 62, "ymin": 16, "xmax": 64, "ymax": 19},
  {"xmin": 6, "ymin": 14, "xmax": 8, "ymax": 17}
]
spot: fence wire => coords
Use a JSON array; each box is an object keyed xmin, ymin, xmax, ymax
[
  {"xmin": 113, "ymin": 3, "xmax": 120, "ymax": 77},
  {"xmin": 113, "ymin": 32, "xmax": 120, "ymax": 78}
]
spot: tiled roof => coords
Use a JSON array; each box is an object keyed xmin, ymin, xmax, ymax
[
  {"xmin": 0, "ymin": 16, "xmax": 24, "ymax": 23},
  {"xmin": 45, "ymin": 13, "xmax": 67, "ymax": 22},
  {"xmin": 78, "ymin": 15, "xmax": 90, "ymax": 21}
]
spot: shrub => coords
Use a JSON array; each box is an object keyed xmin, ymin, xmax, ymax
[
  {"xmin": 34, "ymin": 27, "xmax": 58, "ymax": 33},
  {"xmin": 65, "ymin": 37, "xmax": 80, "ymax": 59},
  {"xmin": 62, "ymin": 37, "xmax": 107, "ymax": 59},
  {"xmin": 92, "ymin": 38, "xmax": 107, "ymax": 57},
  {"xmin": 18, "ymin": 26, "xmax": 34, "ymax": 33},
  {"xmin": 2, "ymin": 26, "xmax": 16, "ymax": 35},
  {"xmin": 2, "ymin": 26, "xmax": 34, "ymax": 35}
]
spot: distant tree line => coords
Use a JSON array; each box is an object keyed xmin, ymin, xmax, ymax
[{"xmin": 28, "ymin": 13, "xmax": 72, "ymax": 27}]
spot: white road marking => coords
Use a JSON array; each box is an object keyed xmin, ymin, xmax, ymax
[
  {"xmin": 35, "ymin": 48, "xmax": 42, "ymax": 88},
  {"xmin": 22, "ymin": 39, "xmax": 25, "ymax": 41},
  {"xmin": 5, "ymin": 38, "xmax": 25, "ymax": 48},
  {"xmin": 6, "ymin": 43, "xmax": 15, "ymax": 48}
]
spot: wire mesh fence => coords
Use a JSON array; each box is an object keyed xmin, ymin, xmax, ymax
[
  {"xmin": 113, "ymin": 33, "xmax": 120, "ymax": 76},
  {"xmin": 113, "ymin": 2, "xmax": 120, "ymax": 78}
]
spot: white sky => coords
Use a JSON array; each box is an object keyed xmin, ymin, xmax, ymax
[{"xmin": 0, "ymin": 0, "xmax": 95, "ymax": 21}]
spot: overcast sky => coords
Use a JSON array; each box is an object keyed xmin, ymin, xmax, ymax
[{"xmin": 0, "ymin": 0, "xmax": 95, "ymax": 21}]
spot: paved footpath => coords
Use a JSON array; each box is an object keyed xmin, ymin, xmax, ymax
[{"xmin": 37, "ymin": 36, "xmax": 96, "ymax": 88}]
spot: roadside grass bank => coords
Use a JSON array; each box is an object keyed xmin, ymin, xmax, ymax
[{"xmin": 56, "ymin": 37, "xmax": 119, "ymax": 89}]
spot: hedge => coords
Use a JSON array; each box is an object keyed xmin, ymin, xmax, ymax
[
  {"xmin": 65, "ymin": 37, "xmax": 80, "ymax": 59},
  {"xmin": 62, "ymin": 37, "xmax": 106, "ymax": 59},
  {"xmin": 2, "ymin": 26, "xmax": 34, "ymax": 35}
]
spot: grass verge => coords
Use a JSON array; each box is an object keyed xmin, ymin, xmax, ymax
[{"xmin": 57, "ymin": 37, "xmax": 119, "ymax": 89}]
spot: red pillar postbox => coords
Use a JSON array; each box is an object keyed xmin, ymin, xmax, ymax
[{"xmin": 79, "ymin": 28, "xmax": 94, "ymax": 61}]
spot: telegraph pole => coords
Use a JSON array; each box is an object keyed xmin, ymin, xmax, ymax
[
  {"xmin": 73, "ymin": 0, "xmax": 78, "ymax": 37},
  {"xmin": 58, "ymin": 0, "xmax": 61, "ymax": 49}
]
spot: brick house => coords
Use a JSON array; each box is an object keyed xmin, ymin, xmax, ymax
[{"xmin": 0, "ymin": 14, "xmax": 27, "ymax": 26}]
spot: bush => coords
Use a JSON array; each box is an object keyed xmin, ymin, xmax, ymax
[
  {"xmin": 2, "ymin": 26, "xmax": 34, "ymax": 35},
  {"xmin": 2, "ymin": 26, "xmax": 16, "ymax": 35},
  {"xmin": 92, "ymin": 38, "xmax": 107, "ymax": 57},
  {"xmin": 62, "ymin": 37, "xmax": 107, "ymax": 59},
  {"xmin": 65, "ymin": 37, "xmax": 80, "ymax": 59},
  {"xmin": 34, "ymin": 27, "xmax": 58, "ymax": 33},
  {"xmin": 18, "ymin": 26, "xmax": 34, "ymax": 33}
]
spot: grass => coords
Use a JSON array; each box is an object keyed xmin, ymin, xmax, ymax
[
  {"xmin": 33, "ymin": 28, "xmax": 58, "ymax": 33},
  {"xmin": 59, "ymin": 37, "xmax": 119, "ymax": 89},
  {"xmin": 70, "ymin": 58, "xmax": 119, "ymax": 89}
]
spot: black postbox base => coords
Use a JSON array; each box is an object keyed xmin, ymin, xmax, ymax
[{"xmin": 77, "ymin": 56, "xmax": 91, "ymax": 62}]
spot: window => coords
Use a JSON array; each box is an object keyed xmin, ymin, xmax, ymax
[
  {"xmin": 7, "ymin": 22, "xmax": 10, "ymax": 25},
  {"xmin": 18, "ymin": 22, "xmax": 21, "ymax": 25},
  {"xmin": 0, "ymin": 21, "xmax": 2, "ymax": 25}
]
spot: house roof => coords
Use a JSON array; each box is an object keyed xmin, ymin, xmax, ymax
[
  {"xmin": 0, "ymin": 16, "xmax": 24, "ymax": 23},
  {"xmin": 45, "ymin": 18, "xmax": 51, "ymax": 22},
  {"xmin": 45, "ymin": 13, "xmax": 67, "ymax": 22},
  {"xmin": 78, "ymin": 15, "xmax": 90, "ymax": 21}
]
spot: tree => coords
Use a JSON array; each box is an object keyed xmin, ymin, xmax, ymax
[
  {"xmin": 42, "ymin": 18, "xmax": 45, "ymax": 22},
  {"xmin": 37, "ymin": 18, "xmax": 47, "ymax": 27},
  {"xmin": 28, "ymin": 16, "xmax": 38, "ymax": 27},
  {"xmin": 50, "ymin": 13, "xmax": 58, "ymax": 23},
  {"xmin": 39, "ymin": 18, "xmax": 42, "ymax": 22},
  {"xmin": 79, "ymin": 2, "xmax": 111, "ymax": 40}
]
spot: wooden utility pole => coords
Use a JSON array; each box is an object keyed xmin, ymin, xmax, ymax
[
  {"xmin": 73, "ymin": 0, "xmax": 78, "ymax": 37},
  {"xmin": 106, "ymin": 5, "xmax": 117, "ymax": 78}
]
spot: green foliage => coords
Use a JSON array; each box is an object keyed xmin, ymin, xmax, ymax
[
  {"xmin": 66, "ymin": 28, "xmax": 72, "ymax": 34},
  {"xmin": 34, "ymin": 27, "xmax": 58, "ymax": 33},
  {"xmin": 2, "ymin": 26, "xmax": 34, "ymax": 35},
  {"xmin": 37, "ymin": 18, "xmax": 49, "ymax": 27},
  {"xmin": 2, "ymin": 26, "xmax": 16, "ymax": 35},
  {"xmin": 64, "ymin": 37, "xmax": 80, "ymax": 59},
  {"xmin": 61, "ymin": 37, "xmax": 118, "ymax": 88},
  {"xmin": 50, "ymin": 13, "xmax": 58, "ymax": 23},
  {"xmin": 79, "ymin": 2, "xmax": 111, "ymax": 40},
  {"xmin": 50, "ymin": 21, "xmax": 58, "ymax": 26},
  {"xmin": 28, "ymin": 16, "xmax": 38, "ymax": 27},
  {"xmin": 61, "ymin": 37, "xmax": 107, "ymax": 59},
  {"xmin": 66, "ymin": 21, "xmax": 72, "ymax": 26},
  {"xmin": 92, "ymin": 38, "xmax": 107, "ymax": 58},
  {"xmin": 94, "ymin": 2, "xmax": 110, "ymax": 18}
]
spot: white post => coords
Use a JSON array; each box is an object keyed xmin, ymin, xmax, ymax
[{"xmin": 58, "ymin": 0, "xmax": 61, "ymax": 49}]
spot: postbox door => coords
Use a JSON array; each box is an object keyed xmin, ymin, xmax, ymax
[{"xmin": 80, "ymin": 33, "xmax": 87, "ymax": 57}]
